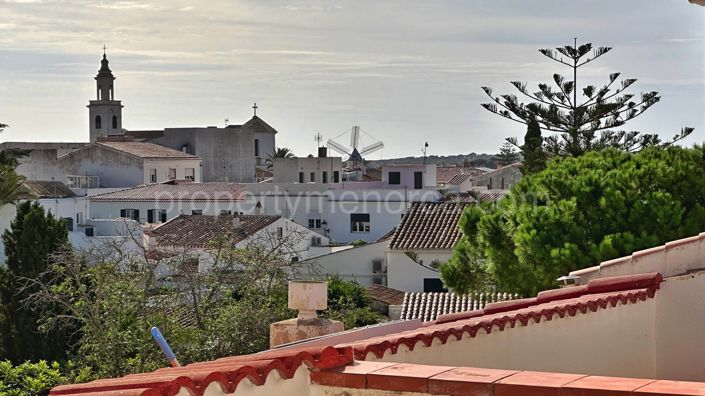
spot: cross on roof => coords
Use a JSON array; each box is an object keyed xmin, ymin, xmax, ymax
[
  {"xmin": 252, "ymin": 102, "xmax": 258, "ymax": 116},
  {"xmin": 103, "ymin": 44, "xmax": 107, "ymax": 55}
]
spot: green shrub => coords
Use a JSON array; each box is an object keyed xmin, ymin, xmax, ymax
[{"xmin": 0, "ymin": 361, "xmax": 65, "ymax": 396}]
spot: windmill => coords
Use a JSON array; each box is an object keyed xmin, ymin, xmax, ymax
[{"xmin": 326, "ymin": 126, "xmax": 384, "ymax": 165}]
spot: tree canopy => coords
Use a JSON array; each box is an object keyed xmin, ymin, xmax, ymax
[
  {"xmin": 440, "ymin": 145, "xmax": 705, "ymax": 296},
  {"xmin": 481, "ymin": 41, "xmax": 693, "ymax": 157},
  {"xmin": 496, "ymin": 142, "xmax": 519, "ymax": 166},
  {"xmin": 0, "ymin": 201, "xmax": 70, "ymax": 363}
]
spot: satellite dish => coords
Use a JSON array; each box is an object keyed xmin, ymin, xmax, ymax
[{"xmin": 326, "ymin": 126, "xmax": 384, "ymax": 163}]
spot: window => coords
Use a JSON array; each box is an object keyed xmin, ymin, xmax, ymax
[
  {"xmin": 310, "ymin": 172, "xmax": 315, "ymax": 183},
  {"xmin": 322, "ymin": 171, "xmax": 328, "ymax": 184},
  {"xmin": 501, "ymin": 177, "xmax": 505, "ymax": 189},
  {"xmin": 63, "ymin": 217, "xmax": 74, "ymax": 232},
  {"xmin": 333, "ymin": 171, "xmax": 340, "ymax": 183},
  {"xmin": 147, "ymin": 209, "xmax": 167, "ymax": 224},
  {"xmin": 277, "ymin": 227, "xmax": 284, "ymax": 238},
  {"xmin": 185, "ymin": 168, "xmax": 195, "ymax": 181},
  {"xmin": 254, "ymin": 139, "xmax": 260, "ymax": 157},
  {"xmin": 298, "ymin": 172, "xmax": 304, "ymax": 183},
  {"xmin": 150, "ymin": 169, "xmax": 157, "ymax": 183},
  {"xmin": 488, "ymin": 179, "xmax": 493, "ymax": 189},
  {"xmin": 95, "ymin": 115, "xmax": 102, "ymax": 129},
  {"xmin": 76, "ymin": 212, "xmax": 83, "ymax": 226},
  {"xmin": 308, "ymin": 219, "xmax": 322, "ymax": 229},
  {"xmin": 220, "ymin": 210, "xmax": 232, "ymax": 215},
  {"xmin": 168, "ymin": 168, "xmax": 177, "ymax": 180},
  {"xmin": 112, "ymin": 115, "xmax": 118, "ymax": 129},
  {"xmin": 414, "ymin": 171, "xmax": 423, "ymax": 189},
  {"xmin": 192, "ymin": 210, "xmax": 203, "ymax": 215},
  {"xmin": 350, "ymin": 213, "xmax": 370, "ymax": 233},
  {"xmin": 120, "ymin": 209, "xmax": 140, "ymax": 221},
  {"xmin": 388, "ymin": 171, "xmax": 401, "ymax": 185}
]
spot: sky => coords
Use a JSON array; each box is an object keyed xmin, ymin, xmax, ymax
[{"xmin": 0, "ymin": 0, "xmax": 703, "ymax": 159}]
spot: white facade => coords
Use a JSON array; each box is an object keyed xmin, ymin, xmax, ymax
[
  {"xmin": 89, "ymin": 200, "xmax": 254, "ymax": 225},
  {"xmin": 302, "ymin": 241, "xmax": 388, "ymax": 286},
  {"xmin": 245, "ymin": 183, "xmax": 442, "ymax": 244},
  {"xmin": 142, "ymin": 159, "xmax": 202, "ymax": 184},
  {"xmin": 381, "ymin": 164, "xmax": 437, "ymax": 189},
  {"xmin": 0, "ymin": 197, "xmax": 144, "ymax": 264},
  {"xmin": 273, "ymin": 156, "xmax": 343, "ymax": 184},
  {"xmin": 385, "ymin": 250, "xmax": 448, "ymax": 292}
]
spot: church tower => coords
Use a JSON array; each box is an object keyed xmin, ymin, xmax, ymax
[{"xmin": 87, "ymin": 49, "xmax": 123, "ymax": 142}]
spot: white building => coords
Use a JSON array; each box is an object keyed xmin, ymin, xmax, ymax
[
  {"xmin": 89, "ymin": 181, "xmax": 251, "ymax": 225},
  {"xmin": 273, "ymin": 155, "xmax": 343, "ymax": 184},
  {"xmin": 0, "ymin": 181, "xmax": 143, "ymax": 264},
  {"xmin": 148, "ymin": 213, "xmax": 330, "ymax": 269},
  {"xmin": 386, "ymin": 201, "xmax": 468, "ymax": 292},
  {"xmin": 301, "ymin": 239, "xmax": 390, "ymax": 287}
]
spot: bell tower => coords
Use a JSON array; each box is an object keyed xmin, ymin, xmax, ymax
[{"xmin": 87, "ymin": 47, "xmax": 123, "ymax": 142}]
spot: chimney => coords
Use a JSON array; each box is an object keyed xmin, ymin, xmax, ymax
[
  {"xmin": 269, "ymin": 281, "xmax": 344, "ymax": 348},
  {"xmin": 318, "ymin": 146, "xmax": 328, "ymax": 158}
]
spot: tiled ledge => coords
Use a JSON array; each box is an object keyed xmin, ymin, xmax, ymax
[{"xmin": 311, "ymin": 361, "xmax": 705, "ymax": 396}]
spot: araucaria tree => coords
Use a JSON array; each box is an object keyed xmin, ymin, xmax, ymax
[
  {"xmin": 496, "ymin": 142, "xmax": 518, "ymax": 166},
  {"xmin": 481, "ymin": 41, "xmax": 693, "ymax": 157},
  {"xmin": 0, "ymin": 201, "xmax": 70, "ymax": 363}
]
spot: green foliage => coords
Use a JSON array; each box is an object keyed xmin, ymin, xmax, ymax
[
  {"xmin": 0, "ymin": 360, "xmax": 65, "ymax": 396},
  {"xmin": 521, "ymin": 118, "xmax": 546, "ymax": 175},
  {"xmin": 481, "ymin": 41, "xmax": 693, "ymax": 157},
  {"xmin": 0, "ymin": 167, "xmax": 25, "ymax": 208},
  {"xmin": 496, "ymin": 142, "xmax": 518, "ymax": 166},
  {"xmin": 0, "ymin": 201, "xmax": 70, "ymax": 363},
  {"xmin": 441, "ymin": 146, "xmax": 705, "ymax": 296},
  {"xmin": 350, "ymin": 239, "xmax": 367, "ymax": 247},
  {"xmin": 265, "ymin": 147, "xmax": 296, "ymax": 170},
  {"xmin": 322, "ymin": 276, "xmax": 380, "ymax": 329}
]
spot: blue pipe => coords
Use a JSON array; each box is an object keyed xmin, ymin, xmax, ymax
[{"xmin": 150, "ymin": 326, "xmax": 180, "ymax": 367}]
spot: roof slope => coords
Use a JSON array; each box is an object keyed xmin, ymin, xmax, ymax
[
  {"xmin": 49, "ymin": 346, "xmax": 352, "ymax": 396},
  {"xmin": 90, "ymin": 182, "xmax": 246, "ymax": 202},
  {"xmin": 97, "ymin": 141, "xmax": 199, "ymax": 159},
  {"xmin": 50, "ymin": 273, "xmax": 669, "ymax": 396},
  {"xmin": 401, "ymin": 291, "xmax": 520, "ymax": 322},
  {"xmin": 366, "ymin": 285, "xmax": 405, "ymax": 306},
  {"xmin": 446, "ymin": 173, "xmax": 472, "ymax": 186},
  {"xmin": 242, "ymin": 116, "xmax": 278, "ymax": 134},
  {"xmin": 21, "ymin": 181, "xmax": 76, "ymax": 199},
  {"xmin": 390, "ymin": 202, "xmax": 467, "ymax": 250},
  {"xmin": 342, "ymin": 272, "xmax": 663, "ymax": 360},
  {"xmin": 153, "ymin": 214, "xmax": 280, "ymax": 248}
]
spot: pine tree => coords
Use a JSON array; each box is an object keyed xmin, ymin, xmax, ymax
[
  {"xmin": 0, "ymin": 201, "xmax": 70, "ymax": 362},
  {"xmin": 481, "ymin": 41, "xmax": 693, "ymax": 157},
  {"xmin": 521, "ymin": 118, "xmax": 546, "ymax": 174},
  {"xmin": 496, "ymin": 142, "xmax": 518, "ymax": 166}
]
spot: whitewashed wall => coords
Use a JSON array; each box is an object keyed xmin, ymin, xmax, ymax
[
  {"xmin": 302, "ymin": 241, "xmax": 388, "ymax": 286},
  {"xmin": 386, "ymin": 251, "xmax": 449, "ymax": 292},
  {"xmin": 142, "ymin": 159, "xmax": 202, "ymax": 184}
]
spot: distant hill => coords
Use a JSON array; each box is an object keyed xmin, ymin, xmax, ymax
[{"xmin": 369, "ymin": 153, "xmax": 500, "ymax": 169}]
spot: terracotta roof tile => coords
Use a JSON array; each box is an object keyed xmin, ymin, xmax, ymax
[
  {"xmin": 342, "ymin": 272, "xmax": 663, "ymax": 361},
  {"xmin": 390, "ymin": 202, "xmax": 467, "ymax": 250},
  {"xmin": 51, "ymin": 272, "xmax": 678, "ymax": 396},
  {"xmin": 445, "ymin": 192, "xmax": 478, "ymax": 203},
  {"xmin": 446, "ymin": 173, "xmax": 472, "ymax": 185},
  {"xmin": 97, "ymin": 141, "xmax": 200, "ymax": 159},
  {"xmin": 366, "ymin": 285, "xmax": 405, "ymax": 306},
  {"xmin": 400, "ymin": 291, "xmax": 520, "ymax": 322},
  {"xmin": 476, "ymin": 190, "xmax": 509, "ymax": 202},
  {"xmin": 153, "ymin": 214, "xmax": 280, "ymax": 248},
  {"xmin": 49, "ymin": 346, "xmax": 352, "ymax": 396},
  {"xmin": 90, "ymin": 182, "xmax": 246, "ymax": 203}
]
